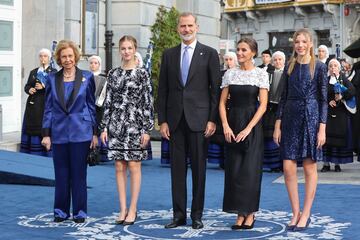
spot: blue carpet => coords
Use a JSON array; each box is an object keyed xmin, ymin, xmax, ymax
[{"xmin": 0, "ymin": 149, "xmax": 358, "ymax": 239}]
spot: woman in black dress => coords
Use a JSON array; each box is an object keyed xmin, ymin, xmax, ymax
[
  {"xmin": 220, "ymin": 38, "xmax": 269, "ymax": 229},
  {"xmin": 262, "ymin": 51, "xmax": 286, "ymax": 172},
  {"xmin": 20, "ymin": 48, "xmax": 56, "ymax": 156},
  {"xmin": 321, "ymin": 58, "xmax": 355, "ymax": 172}
]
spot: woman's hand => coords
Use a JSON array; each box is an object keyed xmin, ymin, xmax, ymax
[
  {"xmin": 100, "ymin": 131, "xmax": 108, "ymax": 145},
  {"xmin": 90, "ymin": 135, "xmax": 98, "ymax": 149},
  {"xmin": 273, "ymin": 120, "xmax": 282, "ymax": 146},
  {"xmin": 317, "ymin": 123, "xmax": 326, "ymax": 149},
  {"xmin": 41, "ymin": 137, "xmax": 51, "ymax": 151},
  {"xmin": 29, "ymin": 88, "xmax": 36, "ymax": 95},
  {"xmin": 335, "ymin": 93, "xmax": 342, "ymax": 102},
  {"xmin": 35, "ymin": 82, "xmax": 44, "ymax": 90},
  {"xmin": 235, "ymin": 127, "xmax": 251, "ymax": 142},
  {"xmin": 329, "ymin": 100, "xmax": 337, "ymax": 108},
  {"xmin": 140, "ymin": 133, "xmax": 150, "ymax": 149},
  {"xmin": 223, "ymin": 124, "xmax": 235, "ymax": 143}
]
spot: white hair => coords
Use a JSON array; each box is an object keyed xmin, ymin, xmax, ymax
[
  {"xmin": 135, "ymin": 52, "xmax": 143, "ymax": 68},
  {"xmin": 272, "ymin": 51, "xmax": 286, "ymax": 62},
  {"xmin": 38, "ymin": 48, "xmax": 51, "ymax": 59},
  {"xmin": 328, "ymin": 58, "xmax": 341, "ymax": 71},
  {"xmin": 318, "ymin": 45, "xmax": 329, "ymax": 58},
  {"xmin": 223, "ymin": 51, "xmax": 238, "ymax": 69},
  {"xmin": 88, "ymin": 55, "xmax": 102, "ymax": 67},
  {"xmin": 88, "ymin": 55, "xmax": 102, "ymax": 75}
]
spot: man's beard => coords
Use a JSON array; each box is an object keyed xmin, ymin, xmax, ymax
[{"xmin": 180, "ymin": 33, "xmax": 196, "ymax": 42}]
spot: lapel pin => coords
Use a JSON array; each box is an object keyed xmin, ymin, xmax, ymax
[
  {"xmin": 82, "ymin": 77, "xmax": 86, "ymax": 82},
  {"xmin": 200, "ymin": 52, "xmax": 203, "ymax": 55}
]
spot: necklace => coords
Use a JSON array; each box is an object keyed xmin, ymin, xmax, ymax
[{"xmin": 64, "ymin": 72, "xmax": 75, "ymax": 78}]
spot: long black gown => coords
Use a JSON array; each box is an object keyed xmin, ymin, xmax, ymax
[{"xmin": 222, "ymin": 67, "xmax": 269, "ymax": 215}]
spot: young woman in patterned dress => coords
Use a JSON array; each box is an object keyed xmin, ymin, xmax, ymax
[{"xmin": 100, "ymin": 36, "xmax": 154, "ymax": 225}]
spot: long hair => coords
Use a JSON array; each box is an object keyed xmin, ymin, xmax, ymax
[{"xmin": 287, "ymin": 29, "xmax": 316, "ymax": 79}]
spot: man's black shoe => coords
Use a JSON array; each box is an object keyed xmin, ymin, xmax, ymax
[
  {"xmin": 53, "ymin": 217, "xmax": 66, "ymax": 223},
  {"xmin": 73, "ymin": 218, "xmax": 85, "ymax": 223},
  {"xmin": 164, "ymin": 219, "xmax": 186, "ymax": 228},
  {"xmin": 192, "ymin": 219, "xmax": 204, "ymax": 229}
]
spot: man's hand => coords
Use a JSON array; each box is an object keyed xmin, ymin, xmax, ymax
[
  {"xmin": 204, "ymin": 121, "xmax": 216, "ymax": 138},
  {"xmin": 160, "ymin": 123, "xmax": 170, "ymax": 140}
]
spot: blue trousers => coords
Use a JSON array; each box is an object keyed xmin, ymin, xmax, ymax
[{"xmin": 52, "ymin": 141, "xmax": 90, "ymax": 218}]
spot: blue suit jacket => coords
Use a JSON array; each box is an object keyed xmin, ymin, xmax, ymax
[{"xmin": 42, "ymin": 67, "xmax": 97, "ymax": 144}]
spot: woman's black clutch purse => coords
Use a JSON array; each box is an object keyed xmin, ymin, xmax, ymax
[
  {"xmin": 87, "ymin": 148, "xmax": 100, "ymax": 166},
  {"xmin": 225, "ymin": 139, "xmax": 249, "ymax": 151}
]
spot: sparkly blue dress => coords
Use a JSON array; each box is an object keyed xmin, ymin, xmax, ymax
[{"xmin": 277, "ymin": 61, "xmax": 328, "ymax": 162}]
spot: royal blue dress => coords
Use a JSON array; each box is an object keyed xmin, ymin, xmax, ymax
[{"xmin": 277, "ymin": 61, "xmax": 328, "ymax": 162}]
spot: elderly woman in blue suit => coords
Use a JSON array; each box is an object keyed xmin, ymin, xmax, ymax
[{"xmin": 41, "ymin": 40, "xmax": 98, "ymax": 223}]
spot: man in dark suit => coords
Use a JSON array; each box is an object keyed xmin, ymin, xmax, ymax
[
  {"xmin": 157, "ymin": 12, "xmax": 221, "ymax": 229},
  {"xmin": 258, "ymin": 49, "xmax": 275, "ymax": 74}
]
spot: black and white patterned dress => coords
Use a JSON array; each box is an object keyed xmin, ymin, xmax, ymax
[{"xmin": 100, "ymin": 67, "xmax": 154, "ymax": 161}]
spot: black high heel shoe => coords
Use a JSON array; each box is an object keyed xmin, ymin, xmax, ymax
[
  {"xmin": 293, "ymin": 217, "xmax": 311, "ymax": 231},
  {"xmin": 115, "ymin": 209, "xmax": 128, "ymax": 225},
  {"xmin": 242, "ymin": 215, "xmax": 255, "ymax": 230},
  {"xmin": 286, "ymin": 215, "xmax": 300, "ymax": 231},
  {"xmin": 231, "ymin": 215, "xmax": 245, "ymax": 230},
  {"xmin": 123, "ymin": 212, "xmax": 137, "ymax": 225}
]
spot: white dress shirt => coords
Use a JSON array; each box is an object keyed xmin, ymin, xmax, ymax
[{"xmin": 180, "ymin": 40, "xmax": 197, "ymax": 69}]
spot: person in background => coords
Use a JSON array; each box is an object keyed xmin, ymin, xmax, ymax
[
  {"xmin": 220, "ymin": 38, "xmax": 269, "ymax": 230},
  {"xmin": 321, "ymin": 59, "xmax": 355, "ymax": 172},
  {"xmin": 317, "ymin": 45, "xmax": 330, "ymax": 66},
  {"xmin": 262, "ymin": 51, "xmax": 286, "ymax": 172},
  {"xmin": 41, "ymin": 40, "xmax": 98, "ymax": 223},
  {"xmin": 350, "ymin": 61, "xmax": 360, "ymax": 156},
  {"xmin": 342, "ymin": 61, "xmax": 352, "ymax": 78},
  {"xmin": 258, "ymin": 49, "xmax": 275, "ymax": 74},
  {"xmin": 208, "ymin": 51, "xmax": 238, "ymax": 169},
  {"xmin": 100, "ymin": 35, "xmax": 154, "ymax": 226},
  {"xmin": 135, "ymin": 52, "xmax": 144, "ymax": 68},
  {"xmin": 20, "ymin": 48, "xmax": 57, "ymax": 156},
  {"xmin": 88, "ymin": 55, "xmax": 109, "ymax": 162},
  {"xmin": 134, "ymin": 51, "xmax": 153, "ymax": 160},
  {"xmin": 273, "ymin": 29, "xmax": 327, "ymax": 231}
]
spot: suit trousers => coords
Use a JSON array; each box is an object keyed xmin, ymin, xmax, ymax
[
  {"xmin": 170, "ymin": 114, "xmax": 208, "ymax": 221},
  {"xmin": 52, "ymin": 141, "xmax": 90, "ymax": 218}
]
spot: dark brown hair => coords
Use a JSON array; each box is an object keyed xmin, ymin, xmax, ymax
[
  {"xmin": 237, "ymin": 37, "xmax": 258, "ymax": 58},
  {"xmin": 177, "ymin": 12, "xmax": 198, "ymax": 25}
]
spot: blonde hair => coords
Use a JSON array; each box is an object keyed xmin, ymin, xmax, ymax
[
  {"xmin": 287, "ymin": 29, "xmax": 316, "ymax": 79},
  {"xmin": 54, "ymin": 40, "xmax": 81, "ymax": 66}
]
